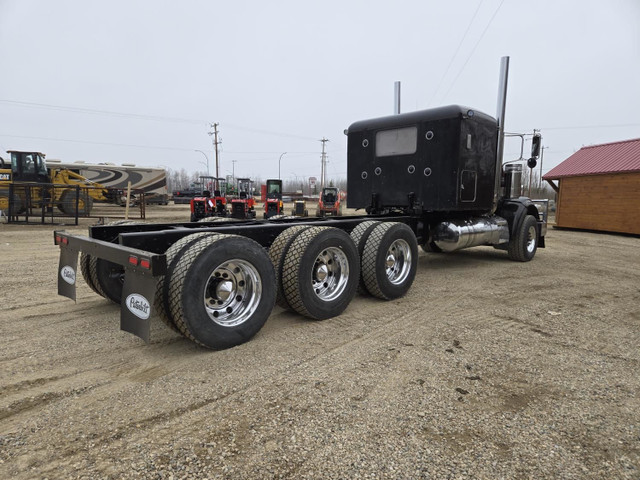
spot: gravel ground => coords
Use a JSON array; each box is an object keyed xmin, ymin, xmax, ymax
[{"xmin": 0, "ymin": 204, "xmax": 639, "ymax": 479}]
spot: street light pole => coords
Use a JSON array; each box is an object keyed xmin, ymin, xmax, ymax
[
  {"xmin": 278, "ymin": 152, "xmax": 287, "ymax": 180},
  {"xmin": 194, "ymin": 150, "xmax": 209, "ymax": 176}
]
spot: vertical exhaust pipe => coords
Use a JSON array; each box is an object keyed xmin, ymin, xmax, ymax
[
  {"xmin": 394, "ymin": 81, "xmax": 401, "ymax": 115},
  {"xmin": 492, "ymin": 56, "xmax": 509, "ymax": 213}
]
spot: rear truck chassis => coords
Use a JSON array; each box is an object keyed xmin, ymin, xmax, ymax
[
  {"xmin": 54, "ymin": 58, "xmax": 548, "ymax": 350},
  {"xmin": 54, "ymin": 199, "xmax": 545, "ymax": 350}
]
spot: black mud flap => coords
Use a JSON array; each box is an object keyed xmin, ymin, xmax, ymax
[
  {"xmin": 58, "ymin": 247, "xmax": 79, "ymax": 302},
  {"xmin": 120, "ymin": 269, "xmax": 157, "ymax": 343}
]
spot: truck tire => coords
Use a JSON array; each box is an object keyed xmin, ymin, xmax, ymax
[
  {"xmin": 362, "ymin": 222, "xmax": 418, "ymax": 300},
  {"xmin": 91, "ymin": 256, "xmax": 124, "ymax": 303},
  {"xmin": 154, "ymin": 232, "xmax": 217, "ymax": 332},
  {"xmin": 282, "ymin": 227, "xmax": 359, "ymax": 320},
  {"xmin": 268, "ymin": 225, "xmax": 313, "ymax": 309},
  {"xmin": 349, "ymin": 220, "xmax": 380, "ymax": 293},
  {"xmin": 168, "ymin": 235, "xmax": 276, "ymax": 349},
  {"xmin": 507, "ymin": 214, "xmax": 538, "ymax": 262},
  {"xmin": 80, "ymin": 252, "xmax": 102, "ymax": 297},
  {"xmin": 89, "ymin": 220, "xmax": 144, "ymax": 303},
  {"xmin": 59, "ymin": 189, "xmax": 93, "ymax": 216}
]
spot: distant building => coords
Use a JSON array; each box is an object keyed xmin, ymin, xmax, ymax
[{"xmin": 543, "ymin": 138, "xmax": 640, "ymax": 235}]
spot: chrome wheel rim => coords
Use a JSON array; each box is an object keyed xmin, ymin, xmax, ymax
[
  {"xmin": 386, "ymin": 239, "xmax": 412, "ymax": 285},
  {"xmin": 311, "ymin": 247, "xmax": 349, "ymax": 301},
  {"xmin": 203, "ymin": 259, "xmax": 262, "ymax": 327},
  {"xmin": 526, "ymin": 225, "xmax": 537, "ymax": 253}
]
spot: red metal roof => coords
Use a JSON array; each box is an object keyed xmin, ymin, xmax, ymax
[{"xmin": 543, "ymin": 138, "xmax": 640, "ymax": 179}]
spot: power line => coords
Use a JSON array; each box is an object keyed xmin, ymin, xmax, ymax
[
  {"xmin": 428, "ymin": 0, "xmax": 485, "ymax": 106},
  {"xmin": 0, "ymin": 129, "xmax": 346, "ymax": 160},
  {"xmin": 224, "ymin": 123, "xmax": 319, "ymax": 141},
  {"xmin": 521, "ymin": 123, "xmax": 640, "ymax": 131},
  {"xmin": 0, "ymin": 99, "xmax": 320, "ymax": 141},
  {"xmin": 0, "ymin": 99, "xmax": 207, "ymax": 125},
  {"xmin": 223, "ymin": 151, "xmax": 320, "ymax": 157},
  {"xmin": 0, "ymin": 133, "xmax": 195, "ymax": 152},
  {"xmin": 441, "ymin": 0, "xmax": 506, "ymax": 102}
]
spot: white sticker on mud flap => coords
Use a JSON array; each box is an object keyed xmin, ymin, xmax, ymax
[
  {"xmin": 126, "ymin": 293, "xmax": 151, "ymax": 320},
  {"xmin": 60, "ymin": 265, "xmax": 76, "ymax": 285}
]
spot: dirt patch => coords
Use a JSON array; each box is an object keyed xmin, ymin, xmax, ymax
[{"xmin": 1, "ymin": 205, "xmax": 639, "ymax": 479}]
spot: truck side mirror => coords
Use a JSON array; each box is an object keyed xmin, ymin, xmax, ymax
[
  {"xmin": 527, "ymin": 157, "xmax": 537, "ymax": 169},
  {"xmin": 531, "ymin": 134, "xmax": 541, "ymax": 159}
]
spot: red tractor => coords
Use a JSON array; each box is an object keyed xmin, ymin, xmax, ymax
[
  {"xmin": 189, "ymin": 176, "xmax": 228, "ymax": 222},
  {"xmin": 316, "ymin": 186, "xmax": 342, "ymax": 217},
  {"xmin": 263, "ymin": 179, "xmax": 284, "ymax": 219},
  {"xmin": 230, "ymin": 177, "xmax": 256, "ymax": 219}
]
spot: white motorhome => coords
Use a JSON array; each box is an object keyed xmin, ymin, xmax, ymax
[{"xmin": 46, "ymin": 160, "xmax": 168, "ymax": 204}]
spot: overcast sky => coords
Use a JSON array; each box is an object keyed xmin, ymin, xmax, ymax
[{"xmin": 1, "ymin": 0, "xmax": 639, "ymax": 185}]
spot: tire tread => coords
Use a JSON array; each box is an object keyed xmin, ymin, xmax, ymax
[
  {"xmin": 154, "ymin": 232, "xmax": 215, "ymax": 332},
  {"xmin": 349, "ymin": 220, "xmax": 380, "ymax": 294},
  {"xmin": 362, "ymin": 223, "xmax": 394, "ymax": 299},
  {"xmin": 167, "ymin": 234, "xmax": 234, "ymax": 346},
  {"xmin": 282, "ymin": 227, "xmax": 329, "ymax": 318},
  {"xmin": 268, "ymin": 225, "xmax": 313, "ymax": 309}
]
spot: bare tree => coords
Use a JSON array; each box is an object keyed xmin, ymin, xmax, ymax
[
  {"xmin": 178, "ymin": 168, "xmax": 190, "ymax": 190},
  {"xmin": 166, "ymin": 168, "xmax": 185, "ymax": 192},
  {"xmin": 521, "ymin": 166, "xmax": 556, "ymax": 200}
]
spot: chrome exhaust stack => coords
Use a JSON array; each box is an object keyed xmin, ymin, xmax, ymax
[{"xmin": 493, "ymin": 56, "xmax": 510, "ymax": 212}]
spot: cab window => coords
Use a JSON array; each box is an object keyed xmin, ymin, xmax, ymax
[
  {"xmin": 11, "ymin": 152, "xmax": 19, "ymax": 173},
  {"xmin": 23, "ymin": 153, "xmax": 36, "ymax": 175},
  {"xmin": 376, "ymin": 126, "xmax": 417, "ymax": 157},
  {"xmin": 36, "ymin": 154, "xmax": 48, "ymax": 176}
]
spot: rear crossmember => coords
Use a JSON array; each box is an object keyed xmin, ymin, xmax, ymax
[{"xmin": 55, "ymin": 232, "xmax": 166, "ymax": 342}]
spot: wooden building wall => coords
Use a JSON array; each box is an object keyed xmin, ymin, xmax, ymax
[{"xmin": 555, "ymin": 172, "xmax": 640, "ymax": 235}]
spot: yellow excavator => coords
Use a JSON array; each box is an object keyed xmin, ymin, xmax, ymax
[{"xmin": 0, "ymin": 150, "xmax": 109, "ymax": 215}]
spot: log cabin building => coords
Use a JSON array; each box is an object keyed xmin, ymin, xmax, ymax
[{"xmin": 543, "ymin": 138, "xmax": 640, "ymax": 235}]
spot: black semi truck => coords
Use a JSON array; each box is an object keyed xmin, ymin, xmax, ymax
[{"xmin": 55, "ymin": 57, "xmax": 546, "ymax": 350}]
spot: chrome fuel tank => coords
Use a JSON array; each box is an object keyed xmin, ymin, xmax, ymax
[{"xmin": 432, "ymin": 216, "xmax": 509, "ymax": 252}]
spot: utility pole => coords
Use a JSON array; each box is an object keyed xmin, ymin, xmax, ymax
[
  {"xmin": 208, "ymin": 123, "xmax": 221, "ymax": 188},
  {"xmin": 319, "ymin": 137, "xmax": 329, "ymax": 190}
]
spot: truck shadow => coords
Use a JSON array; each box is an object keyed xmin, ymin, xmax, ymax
[{"xmin": 418, "ymin": 247, "xmax": 513, "ymax": 269}]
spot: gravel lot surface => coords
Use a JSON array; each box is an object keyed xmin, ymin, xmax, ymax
[{"xmin": 1, "ymin": 204, "xmax": 639, "ymax": 479}]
